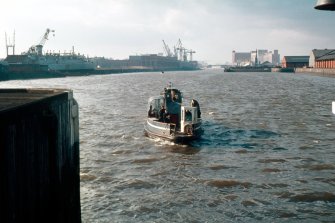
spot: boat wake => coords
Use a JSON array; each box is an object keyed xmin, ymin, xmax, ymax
[
  {"xmin": 148, "ymin": 136, "xmax": 177, "ymax": 146},
  {"xmin": 190, "ymin": 120, "xmax": 280, "ymax": 149}
]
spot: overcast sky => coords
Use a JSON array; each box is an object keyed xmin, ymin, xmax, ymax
[{"xmin": 0, "ymin": 0, "xmax": 334, "ymax": 64}]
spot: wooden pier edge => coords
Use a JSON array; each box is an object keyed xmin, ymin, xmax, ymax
[{"xmin": 0, "ymin": 89, "xmax": 81, "ymax": 222}]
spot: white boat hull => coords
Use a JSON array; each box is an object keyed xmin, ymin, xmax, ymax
[{"xmin": 144, "ymin": 118, "xmax": 203, "ymax": 143}]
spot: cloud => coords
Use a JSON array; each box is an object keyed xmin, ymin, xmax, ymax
[
  {"xmin": 263, "ymin": 27, "xmax": 334, "ymax": 58},
  {"xmin": 0, "ymin": 0, "xmax": 334, "ymax": 64}
]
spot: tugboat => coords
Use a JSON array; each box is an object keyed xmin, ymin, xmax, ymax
[{"xmin": 144, "ymin": 83, "xmax": 203, "ymax": 143}]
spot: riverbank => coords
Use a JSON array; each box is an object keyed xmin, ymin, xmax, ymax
[
  {"xmin": 271, "ymin": 67, "xmax": 335, "ymax": 77},
  {"xmin": 295, "ymin": 68, "xmax": 335, "ymax": 77}
]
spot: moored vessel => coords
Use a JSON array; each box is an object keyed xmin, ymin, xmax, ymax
[{"xmin": 4, "ymin": 29, "xmax": 95, "ymax": 74}]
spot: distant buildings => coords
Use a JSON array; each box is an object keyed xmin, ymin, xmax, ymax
[
  {"xmin": 232, "ymin": 51, "xmax": 251, "ymax": 66},
  {"xmin": 91, "ymin": 54, "xmax": 199, "ymax": 71},
  {"xmin": 280, "ymin": 49, "xmax": 335, "ymax": 69},
  {"xmin": 232, "ymin": 48, "xmax": 335, "ymax": 70},
  {"xmin": 232, "ymin": 49, "xmax": 280, "ymax": 66}
]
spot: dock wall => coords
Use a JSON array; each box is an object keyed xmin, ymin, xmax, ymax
[
  {"xmin": 295, "ymin": 68, "xmax": 335, "ymax": 77},
  {"xmin": 0, "ymin": 89, "xmax": 81, "ymax": 222}
]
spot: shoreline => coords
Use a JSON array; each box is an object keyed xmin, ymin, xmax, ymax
[
  {"xmin": 0, "ymin": 67, "xmax": 200, "ymax": 82},
  {"xmin": 2, "ymin": 67, "xmax": 335, "ymax": 82},
  {"xmin": 294, "ymin": 68, "xmax": 335, "ymax": 78},
  {"xmin": 272, "ymin": 67, "xmax": 335, "ymax": 78}
]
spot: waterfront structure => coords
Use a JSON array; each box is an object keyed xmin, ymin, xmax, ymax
[
  {"xmin": 309, "ymin": 49, "xmax": 335, "ymax": 69},
  {"xmin": 91, "ymin": 54, "xmax": 199, "ymax": 71},
  {"xmin": 281, "ymin": 56, "xmax": 309, "ymax": 68},
  {"xmin": 90, "ymin": 39, "xmax": 199, "ymax": 71},
  {"xmin": 129, "ymin": 54, "xmax": 198, "ymax": 70},
  {"xmin": 232, "ymin": 49, "xmax": 280, "ymax": 66},
  {"xmin": 0, "ymin": 89, "xmax": 81, "ymax": 222}
]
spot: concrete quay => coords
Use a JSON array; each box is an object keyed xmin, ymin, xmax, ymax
[{"xmin": 295, "ymin": 68, "xmax": 335, "ymax": 77}]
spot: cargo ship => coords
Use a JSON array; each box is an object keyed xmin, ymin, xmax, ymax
[
  {"xmin": 4, "ymin": 29, "xmax": 95, "ymax": 75},
  {"xmin": 5, "ymin": 52, "xmax": 95, "ymax": 73},
  {"xmin": 0, "ymin": 60, "xmax": 9, "ymax": 80}
]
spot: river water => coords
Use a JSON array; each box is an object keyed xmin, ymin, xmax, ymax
[{"xmin": 1, "ymin": 70, "xmax": 335, "ymax": 222}]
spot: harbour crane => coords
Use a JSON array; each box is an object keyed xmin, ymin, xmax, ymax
[
  {"xmin": 162, "ymin": 40, "xmax": 173, "ymax": 57},
  {"xmin": 175, "ymin": 39, "xmax": 192, "ymax": 61},
  {"xmin": 38, "ymin": 28, "xmax": 55, "ymax": 47},
  {"xmin": 26, "ymin": 28, "xmax": 55, "ymax": 55},
  {"xmin": 176, "ymin": 46, "xmax": 188, "ymax": 62},
  {"xmin": 182, "ymin": 48, "xmax": 188, "ymax": 61},
  {"xmin": 5, "ymin": 31, "xmax": 15, "ymax": 56},
  {"xmin": 175, "ymin": 39, "xmax": 184, "ymax": 61},
  {"xmin": 187, "ymin": 49, "xmax": 196, "ymax": 61}
]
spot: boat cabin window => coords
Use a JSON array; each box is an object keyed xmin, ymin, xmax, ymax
[{"xmin": 182, "ymin": 107, "xmax": 197, "ymax": 122}]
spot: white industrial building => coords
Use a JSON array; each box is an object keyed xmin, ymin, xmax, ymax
[{"xmin": 232, "ymin": 49, "xmax": 280, "ymax": 66}]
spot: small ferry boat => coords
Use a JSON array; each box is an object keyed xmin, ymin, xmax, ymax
[{"xmin": 144, "ymin": 83, "xmax": 203, "ymax": 143}]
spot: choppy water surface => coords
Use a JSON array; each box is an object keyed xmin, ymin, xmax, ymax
[{"xmin": 1, "ymin": 70, "xmax": 335, "ymax": 222}]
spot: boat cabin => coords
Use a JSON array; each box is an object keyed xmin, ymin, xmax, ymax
[
  {"xmin": 147, "ymin": 88, "xmax": 184, "ymax": 123},
  {"xmin": 180, "ymin": 106, "xmax": 198, "ymax": 134}
]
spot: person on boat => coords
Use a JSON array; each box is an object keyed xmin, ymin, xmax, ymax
[
  {"xmin": 148, "ymin": 105, "xmax": 156, "ymax": 118},
  {"xmin": 171, "ymin": 90, "xmax": 178, "ymax": 102},
  {"xmin": 191, "ymin": 99, "xmax": 201, "ymax": 118},
  {"xmin": 159, "ymin": 105, "xmax": 167, "ymax": 122}
]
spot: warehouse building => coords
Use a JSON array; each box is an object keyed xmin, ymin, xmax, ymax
[
  {"xmin": 309, "ymin": 49, "xmax": 335, "ymax": 69},
  {"xmin": 281, "ymin": 56, "xmax": 309, "ymax": 68}
]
